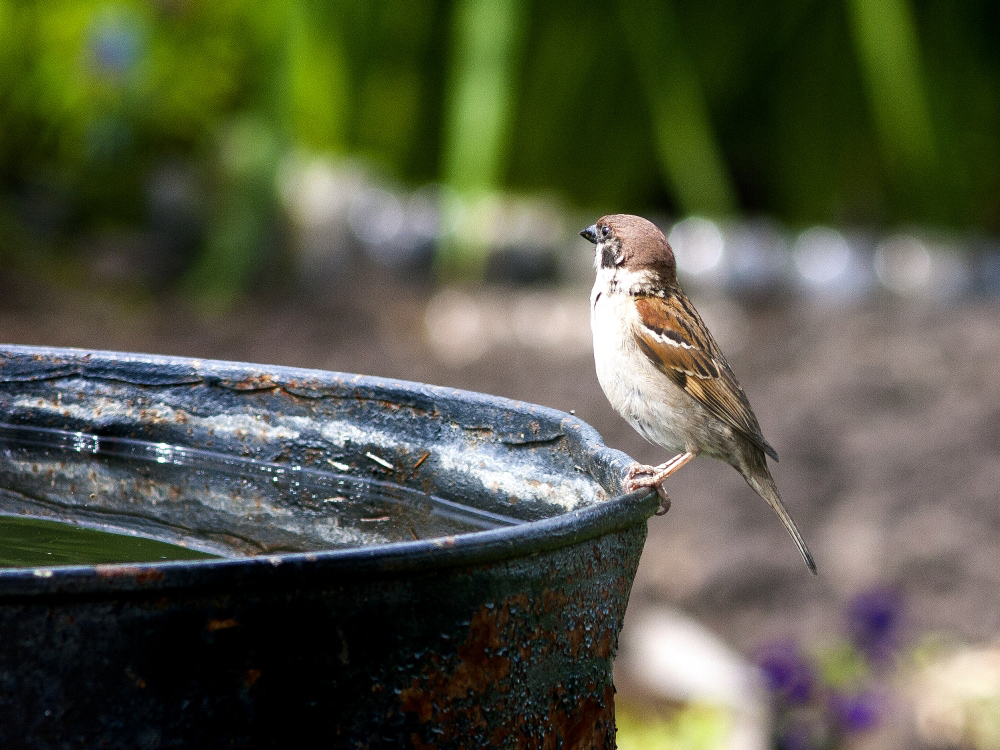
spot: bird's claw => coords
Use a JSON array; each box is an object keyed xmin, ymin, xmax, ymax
[
  {"xmin": 625, "ymin": 463, "xmax": 672, "ymax": 516},
  {"xmin": 651, "ymin": 481, "xmax": 671, "ymax": 515},
  {"xmin": 654, "ymin": 493, "xmax": 671, "ymax": 515}
]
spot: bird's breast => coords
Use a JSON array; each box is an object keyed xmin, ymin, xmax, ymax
[{"xmin": 590, "ymin": 287, "xmax": 699, "ymax": 453}]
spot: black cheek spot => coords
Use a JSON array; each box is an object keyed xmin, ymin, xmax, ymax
[{"xmin": 601, "ymin": 246, "xmax": 616, "ymax": 268}]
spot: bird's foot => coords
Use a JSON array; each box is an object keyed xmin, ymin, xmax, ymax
[
  {"xmin": 625, "ymin": 452, "xmax": 696, "ymax": 491},
  {"xmin": 624, "ymin": 462, "xmax": 671, "ymax": 515},
  {"xmin": 625, "ymin": 453, "xmax": 697, "ymax": 515},
  {"xmin": 625, "ymin": 462, "xmax": 658, "ymax": 486}
]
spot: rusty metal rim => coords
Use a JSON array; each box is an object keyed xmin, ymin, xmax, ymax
[{"xmin": 0, "ymin": 345, "xmax": 660, "ymax": 599}]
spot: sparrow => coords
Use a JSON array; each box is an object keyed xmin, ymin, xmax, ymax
[{"xmin": 581, "ymin": 214, "xmax": 816, "ymax": 574}]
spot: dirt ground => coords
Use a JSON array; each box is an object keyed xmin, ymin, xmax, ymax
[{"xmin": 3, "ymin": 270, "xmax": 999, "ymax": 744}]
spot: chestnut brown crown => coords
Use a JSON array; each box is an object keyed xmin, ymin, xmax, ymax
[{"xmin": 581, "ymin": 214, "xmax": 678, "ymax": 285}]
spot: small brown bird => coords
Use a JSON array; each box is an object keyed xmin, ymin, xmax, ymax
[{"xmin": 581, "ymin": 214, "xmax": 816, "ymax": 574}]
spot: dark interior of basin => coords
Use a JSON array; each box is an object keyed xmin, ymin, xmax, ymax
[{"xmin": 0, "ymin": 349, "xmax": 620, "ymax": 561}]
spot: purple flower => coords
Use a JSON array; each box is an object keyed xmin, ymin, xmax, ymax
[
  {"xmin": 89, "ymin": 16, "xmax": 145, "ymax": 77},
  {"xmin": 830, "ymin": 689, "xmax": 881, "ymax": 733},
  {"xmin": 846, "ymin": 588, "xmax": 903, "ymax": 663},
  {"xmin": 755, "ymin": 640, "xmax": 816, "ymax": 705}
]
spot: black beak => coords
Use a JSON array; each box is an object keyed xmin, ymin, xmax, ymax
[{"xmin": 580, "ymin": 224, "xmax": 598, "ymax": 244}]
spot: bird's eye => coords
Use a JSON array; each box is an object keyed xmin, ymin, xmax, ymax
[{"xmin": 601, "ymin": 225, "xmax": 611, "ymax": 237}]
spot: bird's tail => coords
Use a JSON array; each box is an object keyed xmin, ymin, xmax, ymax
[{"xmin": 742, "ymin": 463, "xmax": 817, "ymax": 575}]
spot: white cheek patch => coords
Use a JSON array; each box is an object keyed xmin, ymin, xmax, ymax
[{"xmin": 614, "ymin": 268, "xmax": 658, "ymax": 295}]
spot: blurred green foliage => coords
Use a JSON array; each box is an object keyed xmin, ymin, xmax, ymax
[
  {"xmin": 0, "ymin": 0, "xmax": 998, "ymax": 292},
  {"xmin": 615, "ymin": 701, "xmax": 731, "ymax": 750}
]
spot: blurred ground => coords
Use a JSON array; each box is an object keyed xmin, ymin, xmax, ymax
[{"xmin": 3, "ymin": 270, "xmax": 999, "ymax": 745}]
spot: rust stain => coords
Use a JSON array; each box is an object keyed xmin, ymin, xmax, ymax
[
  {"xmin": 448, "ymin": 602, "xmax": 515, "ymax": 699},
  {"xmin": 400, "ymin": 595, "xmax": 521, "ymax": 726},
  {"xmin": 206, "ymin": 617, "xmax": 240, "ymax": 632},
  {"xmin": 410, "ymin": 733, "xmax": 436, "ymax": 750},
  {"xmin": 549, "ymin": 684, "xmax": 615, "ymax": 750},
  {"xmin": 399, "ymin": 684, "xmax": 433, "ymax": 723},
  {"xmin": 399, "ymin": 587, "xmax": 619, "ymax": 748},
  {"xmin": 244, "ymin": 668, "xmax": 262, "ymax": 688},
  {"xmin": 230, "ymin": 373, "xmax": 279, "ymax": 391},
  {"xmin": 539, "ymin": 587, "xmax": 569, "ymax": 613},
  {"xmin": 566, "ymin": 622, "xmax": 586, "ymax": 660},
  {"xmin": 94, "ymin": 566, "xmax": 166, "ymax": 585},
  {"xmin": 134, "ymin": 569, "xmax": 166, "ymax": 585},
  {"xmin": 125, "ymin": 667, "xmax": 147, "ymax": 690},
  {"xmin": 302, "ymin": 447, "xmax": 324, "ymax": 466},
  {"xmin": 595, "ymin": 629, "xmax": 614, "ymax": 661}
]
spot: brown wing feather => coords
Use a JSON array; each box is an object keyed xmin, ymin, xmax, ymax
[{"xmin": 633, "ymin": 294, "xmax": 778, "ymax": 461}]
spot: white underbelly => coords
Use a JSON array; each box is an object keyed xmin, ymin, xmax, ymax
[{"xmin": 590, "ymin": 286, "xmax": 729, "ymax": 456}]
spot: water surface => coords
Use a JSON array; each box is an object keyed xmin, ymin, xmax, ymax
[{"xmin": 0, "ymin": 515, "xmax": 220, "ymax": 568}]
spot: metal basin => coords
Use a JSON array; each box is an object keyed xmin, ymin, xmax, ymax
[{"xmin": 0, "ymin": 345, "xmax": 657, "ymax": 749}]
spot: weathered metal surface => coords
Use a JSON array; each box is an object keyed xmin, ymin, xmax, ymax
[{"xmin": 0, "ymin": 345, "xmax": 658, "ymax": 748}]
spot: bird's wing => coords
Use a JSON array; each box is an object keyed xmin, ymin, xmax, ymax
[{"xmin": 632, "ymin": 293, "xmax": 778, "ymax": 461}]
